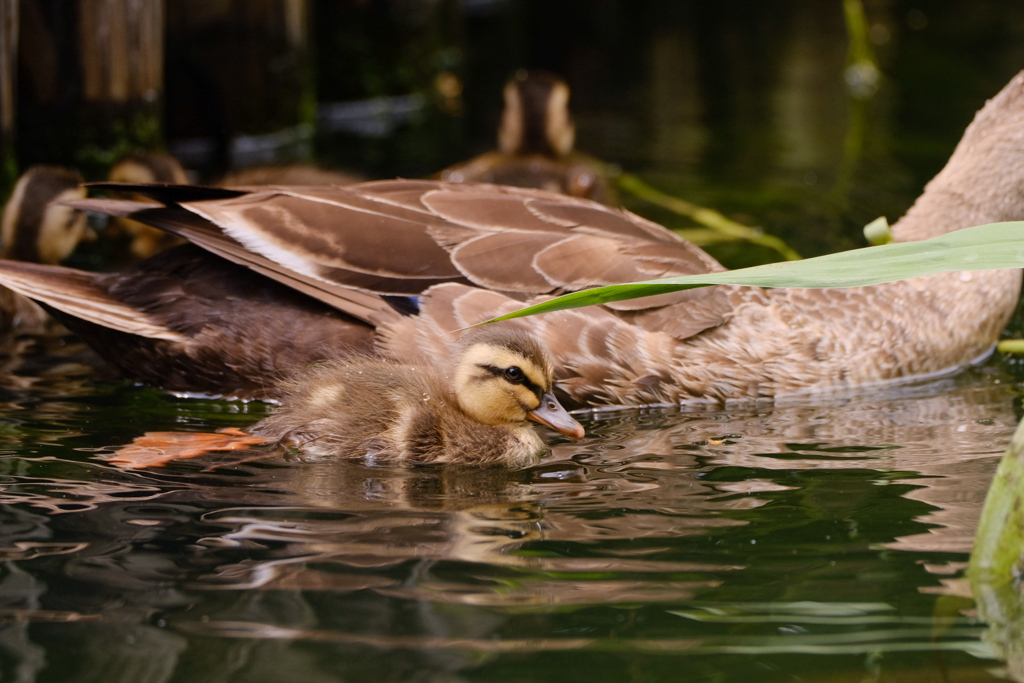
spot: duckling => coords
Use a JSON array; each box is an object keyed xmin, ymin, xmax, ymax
[
  {"xmin": 439, "ymin": 71, "xmax": 615, "ymax": 204},
  {"xmin": 1, "ymin": 165, "xmax": 89, "ymax": 264},
  {"xmin": 106, "ymin": 152, "xmax": 190, "ymax": 260},
  {"xmin": 251, "ymin": 328, "xmax": 584, "ymax": 467},
  {"xmin": 0, "ymin": 165, "xmax": 90, "ymax": 332},
  {"xmin": 1, "ymin": 71, "xmax": 1024, "ymax": 405}
]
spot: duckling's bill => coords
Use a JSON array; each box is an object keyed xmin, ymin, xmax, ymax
[{"xmin": 527, "ymin": 392, "xmax": 585, "ymax": 439}]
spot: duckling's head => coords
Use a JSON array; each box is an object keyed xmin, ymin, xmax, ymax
[
  {"xmin": 498, "ymin": 70, "xmax": 576, "ymax": 158},
  {"xmin": 1, "ymin": 165, "xmax": 88, "ymax": 264},
  {"xmin": 452, "ymin": 328, "xmax": 585, "ymax": 439}
]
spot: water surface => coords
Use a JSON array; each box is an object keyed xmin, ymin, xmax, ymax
[{"xmin": 0, "ymin": 338, "xmax": 1017, "ymax": 682}]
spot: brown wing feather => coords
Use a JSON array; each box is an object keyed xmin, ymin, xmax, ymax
[
  {"xmin": 86, "ymin": 182, "xmax": 245, "ymax": 203},
  {"xmin": 531, "ymin": 233, "xmax": 684, "ymax": 289},
  {"xmin": 184, "ymin": 190, "xmax": 465, "ymax": 279},
  {"xmin": 75, "ymin": 179, "xmax": 736, "ymax": 345},
  {"xmin": 0, "ymin": 260, "xmax": 184, "ymax": 340},
  {"xmin": 422, "ymin": 190, "xmax": 571, "ymax": 232},
  {"xmin": 528, "ymin": 199, "xmax": 682, "ymax": 243},
  {"xmin": 449, "ymin": 231, "xmax": 564, "ymax": 292},
  {"xmin": 68, "ymin": 200, "xmax": 415, "ymax": 321}
]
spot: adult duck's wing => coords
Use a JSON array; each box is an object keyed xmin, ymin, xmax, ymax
[
  {"xmin": 65, "ymin": 196, "xmax": 397, "ymax": 325},
  {"xmin": 0, "ymin": 259, "xmax": 185, "ymax": 341},
  {"xmin": 0, "ymin": 246, "xmax": 378, "ymax": 400},
  {"xmin": 80, "ymin": 180, "xmax": 734, "ymax": 338}
]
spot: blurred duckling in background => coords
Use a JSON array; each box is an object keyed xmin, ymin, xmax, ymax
[
  {"xmin": 106, "ymin": 152, "xmax": 190, "ymax": 260},
  {"xmin": 0, "ymin": 165, "xmax": 90, "ymax": 332},
  {"xmin": 2, "ymin": 165, "xmax": 89, "ymax": 264},
  {"xmin": 251, "ymin": 327, "xmax": 584, "ymax": 467},
  {"xmin": 439, "ymin": 70, "xmax": 615, "ymax": 204}
]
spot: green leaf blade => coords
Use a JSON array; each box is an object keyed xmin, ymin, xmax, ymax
[{"xmin": 486, "ymin": 222, "xmax": 1024, "ymax": 323}]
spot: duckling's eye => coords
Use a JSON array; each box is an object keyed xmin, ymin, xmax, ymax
[{"xmin": 503, "ymin": 366, "xmax": 525, "ymax": 384}]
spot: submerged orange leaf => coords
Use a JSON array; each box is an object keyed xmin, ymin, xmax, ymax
[{"xmin": 107, "ymin": 427, "xmax": 268, "ymax": 469}]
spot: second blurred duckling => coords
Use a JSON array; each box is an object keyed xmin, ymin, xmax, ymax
[
  {"xmin": 2, "ymin": 165, "xmax": 89, "ymax": 264},
  {"xmin": 107, "ymin": 152, "xmax": 190, "ymax": 260},
  {"xmin": 440, "ymin": 71, "xmax": 615, "ymax": 204}
]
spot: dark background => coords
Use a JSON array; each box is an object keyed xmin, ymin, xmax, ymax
[{"xmin": 7, "ymin": 0, "xmax": 1024, "ymax": 261}]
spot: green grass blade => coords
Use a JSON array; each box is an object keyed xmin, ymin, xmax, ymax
[{"xmin": 486, "ymin": 221, "xmax": 1024, "ymax": 322}]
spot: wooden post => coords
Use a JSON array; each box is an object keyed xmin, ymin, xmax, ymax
[
  {"xmin": 16, "ymin": 0, "xmax": 165, "ymax": 177},
  {"xmin": 78, "ymin": 0, "xmax": 163, "ymax": 104},
  {"xmin": 165, "ymin": 0, "xmax": 313, "ymax": 176},
  {"xmin": 0, "ymin": 0, "xmax": 17, "ymax": 194}
]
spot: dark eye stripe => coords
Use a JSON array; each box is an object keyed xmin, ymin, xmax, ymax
[{"xmin": 479, "ymin": 363, "xmax": 544, "ymax": 401}]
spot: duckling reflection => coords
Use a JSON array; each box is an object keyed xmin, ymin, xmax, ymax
[{"xmin": 170, "ymin": 376, "xmax": 1018, "ymax": 609}]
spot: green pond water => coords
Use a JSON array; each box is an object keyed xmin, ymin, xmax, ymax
[
  {"xmin": 7, "ymin": 1, "xmax": 1024, "ymax": 680},
  {"xmin": 0, "ymin": 335, "xmax": 1021, "ymax": 682}
]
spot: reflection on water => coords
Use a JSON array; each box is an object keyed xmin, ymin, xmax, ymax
[{"xmin": 0, "ymin": 361, "xmax": 1017, "ymax": 681}]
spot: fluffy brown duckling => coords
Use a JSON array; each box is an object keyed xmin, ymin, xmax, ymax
[
  {"xmin": 0, "ymin": 165, "xmax": 90, "ymax": 332},
  {"xmin": 109, "ymin": 328, "xmax": 584, "ymax": 469},
  {"xmin": 251, "ymin": 328, "xmax": 584, "ymax": 467},
  {"xmin": 439, "ymin": 70, "xmax": 614, "ymax": 204},
  {"xmin": 2, "ymin": 165, "xmax": 89, "ymax": 264}
]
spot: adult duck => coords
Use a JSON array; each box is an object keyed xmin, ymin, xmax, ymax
[{"xmin": 1, "ymin": 72, "xmax": 1023, "ymax": 407}]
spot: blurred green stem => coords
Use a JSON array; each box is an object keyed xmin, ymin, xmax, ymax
[
  {"xmin": 830, "ymin": 0, "xmax": 880, "ymax": 206},
  {"xmin": 616, "ymin": 173, "xmax": 802, "ymax": 261},
  {"xmin": 997, "ymin": 339, "xmax": 1024, "ymax": 354},
  {"xmin": 843, "ymin": 0, "xmax": 874, "ymax": 67}
]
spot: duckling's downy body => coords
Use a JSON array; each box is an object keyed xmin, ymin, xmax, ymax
[
  {"xmin": 1, "ymin": 71, "xmax": 1024, "ymax": 408},
  {"xmin": 252, "ymin": 328, "xmax": 583, "ymax": 466}
]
